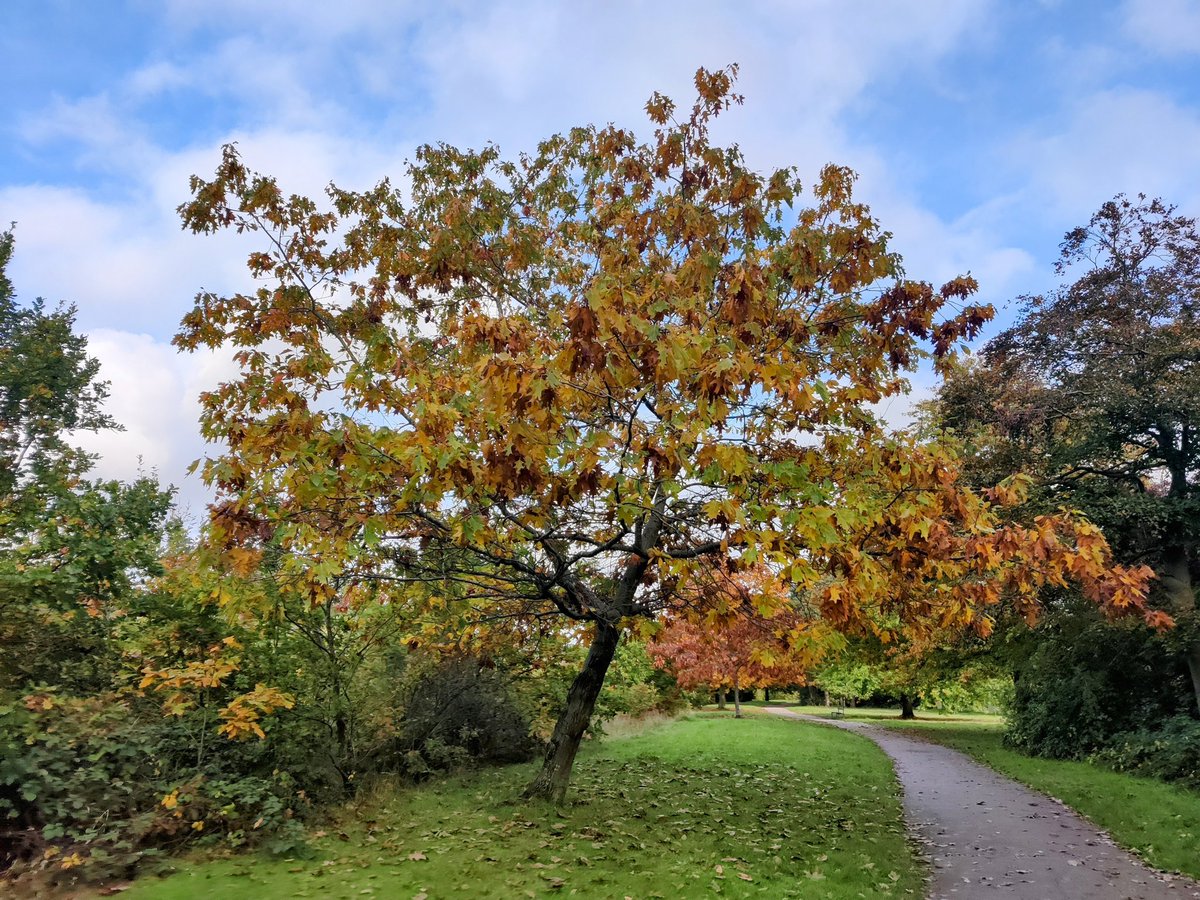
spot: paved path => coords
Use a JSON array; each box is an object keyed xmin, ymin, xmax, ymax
[{"xmin": 765, "ymin": 708, "xmax": 1200, "ymax": 900}]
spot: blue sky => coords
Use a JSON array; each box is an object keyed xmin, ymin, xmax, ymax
[{"xmin": 3, "ymin": 0, "xmax": 1199, "ymax": 518}]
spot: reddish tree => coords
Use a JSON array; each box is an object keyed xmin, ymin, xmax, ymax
[{"xmin": 650, "ymin": 567, "xmax": 825, "ymax": 717}]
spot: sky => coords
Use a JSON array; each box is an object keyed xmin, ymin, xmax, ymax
[{"xmin": 3, "ymin": 0, "xmax": 1199, "ymax": 521}]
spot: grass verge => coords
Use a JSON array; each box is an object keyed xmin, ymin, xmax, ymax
[
  {"xmin": 789, "ymin": 705, "xmax": 1200, "ymax": 881},
  {"xmin": 116, "ymin": 712, "xmax": 923, "ymax": 899}
]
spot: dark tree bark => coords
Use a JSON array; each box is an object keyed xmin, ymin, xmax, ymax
[
  {"xmin": 716, "ymin": 689, "xmax": 727, "ymax": 710},
  {"xmin": 899, "ymin": 693, "xmax": 916, "ymax": 720},
  {"xmin": 523, "ymin": 622, "xmax": 621, "ymax": 804},
  {"xmin": 1161, "ymin": 544, "xmax": 1200, "ymax": 712},
  {"xmin": 1187, "ymin": 641, "xmax": 1200, "ymax": 713},
  {"xmin": 732, "ymin": 670, "xmax": 743, "ymax": 718}
]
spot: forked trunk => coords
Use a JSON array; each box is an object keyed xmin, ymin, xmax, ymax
[
  {"xmin": 899, "ymin": 693, "xmax": 916, "ymax": 720},
  {"xmin": 523, "ymin": 622, "xmax": 621, "ymax": 804},
  {"xmin": 732, "ymin": 670, "xmax": 743, "ymax": 719}
]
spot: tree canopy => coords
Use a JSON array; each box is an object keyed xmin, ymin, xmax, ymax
[
  {"xmin": 0, "ymin": 228, "xmax": 173, "ymax": 693},
  {"xmin": 176, "ymin": 67, "xmax": 1154, "ymax": 802},
  {"xmin": 937, "ymin": 194, "xmax": 1200, "ymax": 709}
]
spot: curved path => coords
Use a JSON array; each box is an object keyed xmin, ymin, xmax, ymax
[{"xmin": 765, "ymin": 708, "xmax": 1200, "ymax": 900}]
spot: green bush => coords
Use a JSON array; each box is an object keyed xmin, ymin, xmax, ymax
[
  {"xmin": 1004, "ymin": 608, "xmax": 1192, "ymax": 759},
  {"xmin": 388, "ymin": 657, "xmax": 537, "ymax": 777},
  {"xmin": 0, "ymin": 691, "xmax": 305, "ymax": 886},
  {"xmin": 596, "ymin": 637, "xmax": 687, "ymax": 719},
  {"xmin": 1090, "ymin": 715, "xmax": 1200, "ymax": 790}
]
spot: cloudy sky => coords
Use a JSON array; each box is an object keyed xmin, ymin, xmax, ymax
[{"xmin": 4, "ymin": 0, "xmax": 1199, "ymax": 519}]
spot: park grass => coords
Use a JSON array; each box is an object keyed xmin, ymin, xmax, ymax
[
  {"xmin": 790, "ymin": 705, "xmax": 1200, "ymax": 881},
  {"xmin": 116, "ymin": 712, "xmax": 924, "ymax": 899}
]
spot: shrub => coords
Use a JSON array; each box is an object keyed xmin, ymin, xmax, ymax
[
  {"xmin": 1003, "ymin": 608, "xmax": 1192, "ymax": 759},
  {"xmin": 0, "ymin": 690, "xmax": 305, "ymax": 886},
  {"xmin": 1091, "ymin": 715, "xmax": 1200, "ymax": 790},
  {"xmin": 387, "ymin": 657, "xmax": 537, "ymax": 777}
]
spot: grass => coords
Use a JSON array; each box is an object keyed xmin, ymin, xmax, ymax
[
  {"xmin": 116, "ymin": 713, "xmax": 924, "ymax": 899},
  {"xmin": 789, "ymin": 704, "xmax": 1200, "ymax": 881}
]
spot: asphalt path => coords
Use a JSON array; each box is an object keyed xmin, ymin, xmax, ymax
[{"xmin": 765, "ymin": 707, "xmax": 1200, "ymax": 900}]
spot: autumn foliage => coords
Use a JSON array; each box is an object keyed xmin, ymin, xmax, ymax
[
  {"xmin": 172, "ymin": 66, "xmax": 1155, "ymax": 802},
  {"xmin": 650, "ymin": 567, "xmax": 824, "ymax": 712}
]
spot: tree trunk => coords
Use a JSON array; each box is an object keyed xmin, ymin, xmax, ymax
[
  {"xmin": 1187, "ymin": 641, "xmax": 1200, "ymax": 714},
  {"xmin": 732, "ymin": 670, "xmax": 743, "ymax": 718},
  {"xmin": 763, "ymin": 687, "xmax": 770, "ymax": 702},
  {"xmin": 899, "ymin": 693, "xmax": 915, "ymax": 720},
  {"xmin": 1160, "ymin": 544, "xmax": 1200, "ymax": 713},
  {"xmin": 716, "ymin": 689, "xmax": 727, "ymax": 710},
  {"xmin": 523, "ymin": 622, "xmax": 621, "ymax": 805},
  {"xmin": 823, "ymin": 690, "xmax": 830, "ymax": 707}
]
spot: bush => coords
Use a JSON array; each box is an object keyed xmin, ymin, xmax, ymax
[
  {"xmin": 1004, "ymin": 608, "xmax": 1193, "ymax": 759},
  {"xmin": 1091, "ymin": 716, "xmax": 1200, "ymax": 790},
  {"xmin": 387, "ymin": 657, "xmax": 537, "ymax": 777},
  {"xmin": 596, "ymin": 637, "xmax": 677, "ymax": 720},
  {"xmin": 0, "ymin": 691, "xmax": 305, "ymax": 886}
]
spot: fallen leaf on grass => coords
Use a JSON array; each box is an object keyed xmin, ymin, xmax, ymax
[
  {"xmin": 738, "ymin": 873, "xmax": 753, "ymax": 882},
  {"xmin": 408, "ymin": 851, "xmax": 427, "ymax": 861}
]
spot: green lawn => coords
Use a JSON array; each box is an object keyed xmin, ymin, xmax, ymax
[
  {"xmin": 117, "ymin": 713, "xmax": 924, "ymax": 899},
  {"xmin": 789, "ymin": 705, "xmax": 1200, "ymax": 881}
]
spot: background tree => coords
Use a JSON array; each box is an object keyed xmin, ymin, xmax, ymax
[
  {"xmin": 937, "ymin": 195, "xmax": 1200, "ymax": 710},
  {"xmin": 175, "ymin": 68, "xmax": 1152, "ymax": 804},
  {"xmin": 0, "ymin": 227, "xmax": 173, "ymax": 693},
  {"xmin": 649, "ymin": 565, "xmax": 826, "ymax": 717}
]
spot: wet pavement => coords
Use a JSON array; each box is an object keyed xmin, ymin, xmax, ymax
[{"xmin": 765, "ymin": 708, "xmax": 1200, "ymax": 900}]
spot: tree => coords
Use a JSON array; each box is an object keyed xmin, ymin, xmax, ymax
[
  {"xmin": 649, "ymin": 566, "xmax": 826, "ymax": 717},
  {"xmin": 0, "ymin": 228, "xmax": 173, "ymax": 693},
  {"xmin": 175, "ymin": 67, "xmax": 1152, "ymax": 803},
  {"xmin": 0, "ymin": 227, "xmax": 116, "ymax": 527},
  {"xmin": 939, "ymin": 195, "xmax": 1200, "ymax": 710}
]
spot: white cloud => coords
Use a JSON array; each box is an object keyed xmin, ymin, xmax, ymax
[
  {"xmin": 72, "ymin": 330, "xmax": 239, "ymax": 523},
  {"xmin": 0, "ymin": 184, "xmax": 240, "ymax": 336},
  {"xmin": 879, "ymin": 198, "xmax": 1037, "ymax": 303},
  {"xmin": 1123, "ymin": 0, "xmax": 1200, "ymax": 56},
  {"xmin": 1008, "ymin": 87, "xmax": 1200, "ymax": 219},
  {"xmin": 18, "ymin": 94, "xmax": 161, "ymax": 176}
]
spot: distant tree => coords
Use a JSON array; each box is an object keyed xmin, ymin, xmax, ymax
[
  {"xmin": 0, "ymin": 227, "xmax": 114, "ymax": 518},
  {"xmin": 649, "ymin": 566, "xmax": 825, "ymax": 717},
  {"xmin": 0, "ymin": 228, "xmax": 172, "ymax": 693}
]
